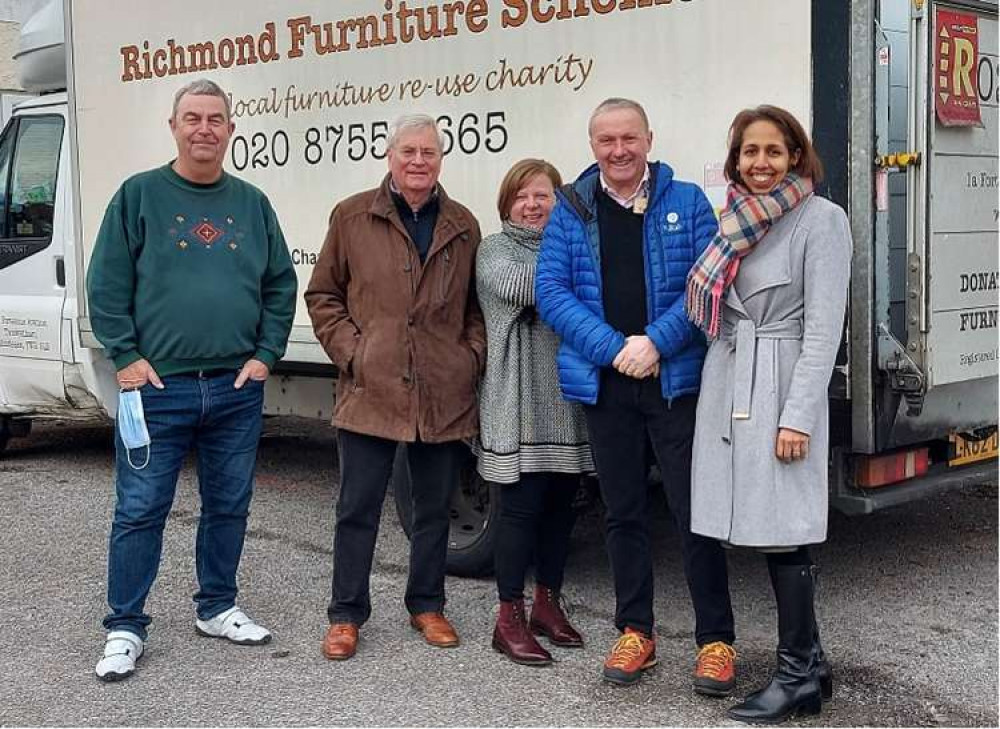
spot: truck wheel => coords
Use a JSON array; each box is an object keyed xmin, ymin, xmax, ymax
[
  {"xmin": 0, "ymin": 416, "xmax": 13, "ymax": 455},
  {"xmin": 0, "ymin": 417, "xmax": 31, "ymax": 455},
  {"xmin": 392, "ymin": 443, "xmax": 500, "ymax": 578}
]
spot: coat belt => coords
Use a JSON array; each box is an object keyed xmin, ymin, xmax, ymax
[{"xmin": 721, "ymin": 318, "xmax": 804, "ymax": 425}]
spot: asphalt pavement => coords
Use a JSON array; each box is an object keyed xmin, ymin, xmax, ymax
[{"xmin": 0, "ymin": 417, "xmax": 996, "ymax": 727}]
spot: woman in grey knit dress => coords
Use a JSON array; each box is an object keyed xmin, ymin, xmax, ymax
[{"xmin": 476, "ymin": 159, "xmax": 594, "ymax": 666}]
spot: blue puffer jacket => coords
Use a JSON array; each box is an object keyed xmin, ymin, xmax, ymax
[{"xmin": 536, "ymin": 162, "xmax": 717, "ymax": 405}]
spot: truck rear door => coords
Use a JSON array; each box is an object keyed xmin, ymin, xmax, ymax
[
  {"xmin": 872, "ymin": 0, "xmax": 997, "ymax": 450},
  {"xmin": 923, "ymin": 1, "xmax": 998, "ymax": 389}
]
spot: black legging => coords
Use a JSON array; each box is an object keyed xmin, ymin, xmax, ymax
[{"xmin": 494, "ymin": 472, "xmax": 578, "ymax": 602}]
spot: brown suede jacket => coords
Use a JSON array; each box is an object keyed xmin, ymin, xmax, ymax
[{"xmin": 305, "ymin": 175, "xmax": 485, "ymax": 443}]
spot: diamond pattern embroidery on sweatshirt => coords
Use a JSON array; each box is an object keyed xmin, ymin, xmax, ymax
[
  {"xmin": 193, "ymin": 220, "xmax": 224, "ymax": 246},
  {"xmin": 169, "ymin": 214, "xmax": 240, "ymax": 253}
]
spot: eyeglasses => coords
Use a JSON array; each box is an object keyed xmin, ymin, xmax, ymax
[{"xmin": 395, "ymin": 147, "xmax": 440, "ymax": 162}]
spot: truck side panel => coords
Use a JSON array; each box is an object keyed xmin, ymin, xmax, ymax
[{"xmin": 66, "ymin": 0, "xmax": 813, "ymax": 360}]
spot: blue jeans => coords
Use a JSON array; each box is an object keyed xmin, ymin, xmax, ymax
[{"xmin": 103, "ymin": 371, "xmax": 264, "ymax": 640}]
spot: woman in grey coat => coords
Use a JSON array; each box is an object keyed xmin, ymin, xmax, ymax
[
  {"xmin": 476, "ymin": 159, "xmax": 594, "ymax": 666},
  {"xmin": 686, "ymin": 106, "xmax": 851, "ymax": 724}
]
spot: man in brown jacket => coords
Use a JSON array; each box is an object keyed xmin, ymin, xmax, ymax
[{"xmin": 306, "ymin": 113, "xmax": 485, "ymax": 660}]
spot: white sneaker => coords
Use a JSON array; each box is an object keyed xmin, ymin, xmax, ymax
[
  {"xmin": 195, "ymin": 606, "xmax": 272, "ymax": 645},
  {"xmin": 95, "ymin": 631, "xmax": 144, "ymax": 682}
]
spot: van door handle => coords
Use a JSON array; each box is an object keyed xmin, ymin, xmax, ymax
[{"xmin": 55, "ymin": 256, "xmax": 65, "ymax": 287}]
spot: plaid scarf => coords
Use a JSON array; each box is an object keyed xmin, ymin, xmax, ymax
[{"xmin": 685, "ymin": 174, "xmax": 813, "ymax": 339}]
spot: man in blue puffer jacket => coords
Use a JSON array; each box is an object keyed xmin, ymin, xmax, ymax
[{"xmin": 537, "ymin": 98, "xmax": 736, "ymax": 692}]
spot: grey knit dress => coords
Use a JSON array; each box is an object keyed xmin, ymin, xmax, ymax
[{"xmin": 474, "ymin": 221, "xmax": 594, "ymax": 484}]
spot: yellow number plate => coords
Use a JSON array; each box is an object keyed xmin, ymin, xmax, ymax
[{"xmin": 949, "ymin": 430, "xmax": 999, "ymax": 466}]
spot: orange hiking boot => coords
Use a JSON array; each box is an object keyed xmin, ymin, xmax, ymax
[
  {"xmin": 602, "ymin": 627, "xmax": 657, "ymax": 685},
  {"xmin": 693, "ymin": 641, "xmax": 736, "ymax": 696}
]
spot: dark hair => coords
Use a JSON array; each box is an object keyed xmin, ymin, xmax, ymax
[
  {"xmin": 724, "ymin": 105, "xmax": 824, "ymax": 185},
  {"xmin": 496, "ymin": 158, "xmax": 563, "ymax": 221}
]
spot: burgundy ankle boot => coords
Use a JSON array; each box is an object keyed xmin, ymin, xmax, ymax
[
  {"xmin": 492, "ymin": 600, "xmax": 553, "ymax": 666},
  {"xmin": 529, "ymin": 585, "xmax": 584, "ymax": 647}
]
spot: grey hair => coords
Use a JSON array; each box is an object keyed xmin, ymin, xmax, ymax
[
  {"xmin": 387, "ymin": 113, "xmax": 446, "ymax": 151},
  {"xmin": 172, "ymin": 79, "xmax": 231, "ymax": 120},
  {"xmin": 588, "ymin": 97, "xmax": 650, "ymax": 136}
]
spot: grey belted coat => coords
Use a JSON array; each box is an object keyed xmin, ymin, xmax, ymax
[{"xmin": 690, "ymin": 194, "xmax": 851, "ymax": 547}]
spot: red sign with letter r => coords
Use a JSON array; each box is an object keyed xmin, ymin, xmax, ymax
[{"xmin": 935, "ymin": 8, "xmax": 983, "ymax": 127}]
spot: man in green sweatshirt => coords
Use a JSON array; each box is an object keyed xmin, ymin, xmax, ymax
[{"xmin": 87, "ymin": 79, "xmax": 297, "ymax": 682}]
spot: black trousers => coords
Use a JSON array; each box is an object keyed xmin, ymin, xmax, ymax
[
  {"xmin": 494, "ymin": 472, "xmax": 578, "ymax": 602},
  {"xmin": 764, "ymin": 546, "xmax": 813, "ymax": 567},
  {"xmin": 584, "ymin": 371, "xmax": 735, "ymax": 644},
  {"xmin": 328, "ymin": 429, "xmax": 463, "ymax": 625}
]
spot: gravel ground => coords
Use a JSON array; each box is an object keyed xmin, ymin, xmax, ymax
[{"xmin": 0, "ymin": 417, "xmax": 995, "ymax": 727}]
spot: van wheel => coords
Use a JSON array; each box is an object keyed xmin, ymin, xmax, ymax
[{"xmin": 392, "ymin": 443, "xmax": 500, "ymax": 578}]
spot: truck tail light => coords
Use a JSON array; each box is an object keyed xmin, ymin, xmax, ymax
[{"xmin": 855, "ymin": 448, "xmax": 929, "ymax": 488}]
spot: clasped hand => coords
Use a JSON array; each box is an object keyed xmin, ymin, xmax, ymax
[{"xmin": 612, "ymin": 335, "xmax": 660, "ymax": 379}]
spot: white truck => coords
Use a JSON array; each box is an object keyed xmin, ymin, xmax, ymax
[{"xmin": 0, "ymin": 0, "xmax": 996, "ymax": 575}]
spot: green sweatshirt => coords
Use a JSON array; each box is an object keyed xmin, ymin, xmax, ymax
[{"xmin": 87, "ymin": 163, "xmax": 297, "ymax": 376}]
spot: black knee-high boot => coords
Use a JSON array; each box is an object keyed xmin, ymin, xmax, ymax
[
  {"xmin": 811, "ymin": 567, "xmax": 833, "ymax": 701},
  {"xmin": 728, "ymin": 563, "xmax": 823, "ymax": 724}
]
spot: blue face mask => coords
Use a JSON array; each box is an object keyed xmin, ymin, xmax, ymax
[{"xmin": 118, "ymin": 389, "xmax": 150, "ymax": 470}]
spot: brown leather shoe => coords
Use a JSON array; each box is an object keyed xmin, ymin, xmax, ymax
[
  {"xmin": 530, "ymin": 584, "xmax": 584, "ymax": 647},
  {"xmin": 409, "ymin": 612, "xmax": 460, "ymax": 647},
  {"xmin": 493, "ymin": 600, "xmax": 552, "ymax": 666},
  {"xmin": 322, "ymin": 622, "xmax": 359, "ymax": 660}
]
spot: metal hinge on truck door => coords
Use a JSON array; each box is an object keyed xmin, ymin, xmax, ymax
[
  {"xmin": 881, "ymin": 337, "xmax": 925, "ymax": 416},
  {"xmin": 877, "ymin": 251, "xmax": 927, "ymax": 417}
]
